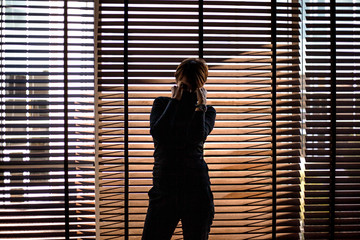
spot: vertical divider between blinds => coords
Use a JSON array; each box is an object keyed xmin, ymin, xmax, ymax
[
  {"xmin": 271, "ymin": 0, "xmax": 277, "ymax": 238},
  {"xmin": 94, "ymin": 0, "xmax": 101, "ymax": 238},
  {"xmin": 63, "ymin": 0, "xmax": 70, "ymax": 239},
  {"xmin": 124, "ymin": 0, "xmax": 129, "ymax": 239},
  {"xmin": 330, "ymin": 0, "xmax": 336, "ymax": 238}
]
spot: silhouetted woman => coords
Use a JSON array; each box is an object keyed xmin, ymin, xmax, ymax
[{"xmin": 142, "ymin": 58, "xmax": 216, "ymax": 240}]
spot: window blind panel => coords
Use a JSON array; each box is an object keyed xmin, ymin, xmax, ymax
[
  {"xmin": 203, "ymin": 0, "xmax": 272, "ymax": 238},
  {"xmin": 0, "ymin": 0, "xmax": 95, "ymax": 239},
  {"xmin": 275, "ymin": 1, "xmax": 301, "ymax": 239},
  {"xmin": 128, "ymin": 1, "xmax": 199, "ymax": 238},
  {"xmin": 304, "ymin": 0, "xmax": 360, "ymax": 238},
  {"xmin": 95, "ymin": 1, "xmax": 126, "ymax": 239},
  {"xmin": 304, "ymin": 1, "xmax": 332, "ymax": 239},
  {"xmin": 66, "ymin": 1, "xmax": 96, "ymax": 238},
  {"xmin": 333, "ymin": 0, "xmax": 360, "ymax": 239},
  {"xmin": 204, "ymin": 1, "xmax": 272, "ymax": 239},
  {"xmin": 96, "ymin": 1, "xmax": 200, "ymax": 239}
]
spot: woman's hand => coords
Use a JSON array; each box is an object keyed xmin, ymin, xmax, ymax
[
  {"xmin": 171, "ymin": 83, "xmax": 184, "ymax": 101},
  {"xmin": 196, "ymin": 87, "xmax": 207, "ymax": 105}
]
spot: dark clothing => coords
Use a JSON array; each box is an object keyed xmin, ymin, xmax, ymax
[
  {"xmin": 142, "ymin": 91, "xmax": 216, "ymax": 240},
  {"xmin": 142, "ymin": 184, "xmax": 214, "ymax": 240}
]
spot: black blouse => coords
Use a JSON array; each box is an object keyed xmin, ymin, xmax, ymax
[{"xmin": 149, "ymin": 91, "xmax": 216, "ymax": 191}]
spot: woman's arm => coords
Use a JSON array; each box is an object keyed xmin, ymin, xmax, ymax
[
  {"xmin": 187, "ymin": 87, "xmax": 216, "ymax": 143},
  {"xmin": 150, "ymin": 97, "xmax": 179, "ymax": 142},
  {"xmin": 150, "ymin": 84, "xmax": 185, "ymax": 141},
  {"xmin": 188, "ymin": 106, "xmax": 216, "ymax": 143}
]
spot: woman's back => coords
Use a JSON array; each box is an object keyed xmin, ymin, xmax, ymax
[{"xmin": 150, "ymin": 91, "xmax": 216, "ymax": 191}]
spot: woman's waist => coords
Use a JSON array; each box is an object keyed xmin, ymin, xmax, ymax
[
  {"xmin": 152, "ymin": 165, "xmax": 211, "ymax": 190},
  {"xmin": 154, "ymin": 157, "xmax": 207, "ymax": 170}
]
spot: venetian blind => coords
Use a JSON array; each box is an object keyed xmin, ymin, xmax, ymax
[
  {"xmin": 95, "ymin": 0, "xmax": 301, "ymax": 239},
  {"xmin": 273, "ymin": 0, "xmax": 302, "ymax": 238},
  {"xmin": 203, "ymin": 0, "xmax": 301, "ymax": 239},
  {"xmin": 304, "ymin": 0, "xmax": 360, "ymax": 239},
  {"xmin": 0, "ymin": 0, "xmax": 95, "ymax": 239}
]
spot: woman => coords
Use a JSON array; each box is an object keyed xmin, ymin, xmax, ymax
[{"xmin": 142, "ymin": 58, "xmax": 216, "ymax": 240}]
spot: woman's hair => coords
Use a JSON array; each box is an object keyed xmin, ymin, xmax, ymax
[{"xmin": 175, "ymin": 58, "xmax": 208, "ymax": 91}]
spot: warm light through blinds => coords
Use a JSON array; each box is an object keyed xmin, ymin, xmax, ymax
[{"xmin": 95, "ymin": 0, "xmax": 302, "ymax": 239}]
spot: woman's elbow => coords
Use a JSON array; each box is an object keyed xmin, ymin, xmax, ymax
[{"xmin": 188, "ymin": 131, "xmax": 207, "ymax": 144}]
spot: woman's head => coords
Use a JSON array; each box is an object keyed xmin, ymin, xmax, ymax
[{"xmin": 175, "ymin": 58, "xmax": 208, "ymax": 92}]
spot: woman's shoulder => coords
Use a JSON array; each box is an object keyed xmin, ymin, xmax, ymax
[
  {"xmin": 153, "ymin": 96, "xmax": 171, "ymax": 103},
  {"xmin": 155, "ymin": 96, "xmax": 171, "ymax": 100},
  {"xmin": 206, "ymin": 105, "xmax": 216, "ymax": 113}
]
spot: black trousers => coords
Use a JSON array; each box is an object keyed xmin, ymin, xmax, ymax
[{"xmin": 141, "ymin": 184, "xmax": 215, "ymax": 240}]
